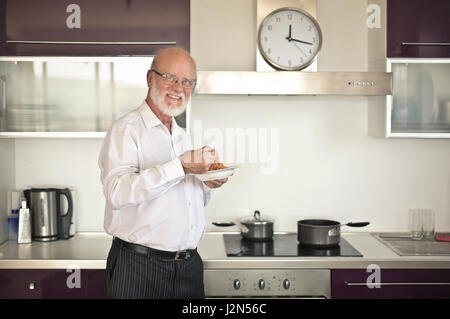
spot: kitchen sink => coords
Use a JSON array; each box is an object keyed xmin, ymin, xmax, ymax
[{"xmin": 373, "ymin": 233, "xmax": 450, "ymax": 256}]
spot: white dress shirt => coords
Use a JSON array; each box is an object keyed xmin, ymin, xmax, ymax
[{"xmin": 99, "ymin": 101, "xmax": 211, "ymax": 251}]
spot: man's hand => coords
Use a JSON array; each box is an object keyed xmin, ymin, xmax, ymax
[
  {"xmin": 204, "ymin": 178, "xmax": 228, "ymax": 189},
  {"xmin": 180, "ymin": 145, "xmax": 218, "ymax": 174}
]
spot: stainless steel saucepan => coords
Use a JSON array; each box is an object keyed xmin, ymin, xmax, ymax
[{"xmin": 212, "ymin": 210, "xmax": 274, "ymax": 241}]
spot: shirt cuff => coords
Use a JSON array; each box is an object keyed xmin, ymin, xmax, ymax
[{"xmin": 160, "ymin": 157, "xmax": 185, "ymax": 181}]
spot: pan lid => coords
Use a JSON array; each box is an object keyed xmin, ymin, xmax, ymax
[{"xmin": 241, "ymin": 210, "xmax": 274, "ymax": 225}]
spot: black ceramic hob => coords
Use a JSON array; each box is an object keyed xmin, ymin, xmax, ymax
[{"xmin": 223, "ymin": 234, "xmax": 363, "ymax": 257}]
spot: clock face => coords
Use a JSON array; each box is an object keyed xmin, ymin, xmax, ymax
[{"xmin": 258, "ymin": 7, "xmax": 323, "ymax": 71}]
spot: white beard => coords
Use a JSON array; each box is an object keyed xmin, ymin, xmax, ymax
[{"xmin": 150, "ymin": 79, "xmax": 188, "ymax": 117}]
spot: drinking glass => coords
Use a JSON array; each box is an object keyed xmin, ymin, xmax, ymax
[
  {"xmin": 422, "ymin": 209, "xmax": 435, "ymax": 240},
  {"xmin": 409, "ymin": 209, "xmax": 423, "ymax": 240}
]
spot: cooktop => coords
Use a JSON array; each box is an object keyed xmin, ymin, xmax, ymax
[{"xmin": 223, "ymin": 234, "xmax": 363, "ymax": 257}]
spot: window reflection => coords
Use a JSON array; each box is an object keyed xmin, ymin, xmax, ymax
[
  {"xmin": 391, "ymin": 62, "xmax": 450, "ymax": 133},
  {"xmin": 0, "ymin": 58, "xmax": 186, "ymax": 132}
]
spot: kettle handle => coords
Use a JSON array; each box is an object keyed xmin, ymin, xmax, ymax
[{"xmin": 57, "ymin": 188, "xmax": 73, "ymax": 240}]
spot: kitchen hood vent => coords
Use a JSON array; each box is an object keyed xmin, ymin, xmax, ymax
[{"xmin": 195, "ymin": 71, "xmax": 392, "ymax": 95}]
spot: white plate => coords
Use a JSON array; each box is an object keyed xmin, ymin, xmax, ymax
[{"xmin": 189, "ymin": 165, "xmax": 238, "ymax": 182}]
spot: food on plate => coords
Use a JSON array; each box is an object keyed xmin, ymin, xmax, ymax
[{"xmin": 208, "ymin": 163, "xmax": 227, "ymax": 171}]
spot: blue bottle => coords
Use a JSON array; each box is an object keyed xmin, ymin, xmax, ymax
[{"xmin": 8, "ymin": 209, "xmax": 19, "ymax": 241}]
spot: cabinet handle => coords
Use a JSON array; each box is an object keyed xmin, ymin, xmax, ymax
[
  {"xmin": 401, "ymin": 42, "xmax": 450, "ymax": 46},
  {"xmin": 29, "ymin": 281, "xmax": 36, "ymax": 290},
  {"xmin": 345, "ymin": 282, "xmax": 450, "ymax": 286},
  {"xmin": 6, "ymin": 40, "xmax": 177, "ymax": 45},
  {"xmin": 0, "ymin": 76, "xmax": 5, "ymax": 116}
]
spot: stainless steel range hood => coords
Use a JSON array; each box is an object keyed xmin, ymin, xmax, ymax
[
  {"xmin": 194, "ymin": 0, "xmax": 392, "ymax": 96},
  {"xmin": 195, "ymin": 71, "xmax": 392, "ymax": 95}
]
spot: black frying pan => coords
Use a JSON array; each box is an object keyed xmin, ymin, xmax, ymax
[{"xmin": 297, "ymin": 219, "xmax": 369, "ymax": 247}]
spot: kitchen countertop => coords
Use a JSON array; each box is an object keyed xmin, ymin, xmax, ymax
[{"xmin": 0, "ymin": 232, "xmax": 450, "ymax": 269}]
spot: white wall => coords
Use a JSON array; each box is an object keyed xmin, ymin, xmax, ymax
[
  {"xmin": 12, "ymin": 0, "xmax": 450, "ymax": 234},
  {"xmin": 15, "ymin": 139, "xmax": 104, "ymax": 232},
  {"xmin": 191, "ymin": 95, "xmax": 450, "ymax": 233}
]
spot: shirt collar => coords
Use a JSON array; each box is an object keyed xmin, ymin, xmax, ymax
[{"xmin": 139, "ymin": 100, "xmax": 182, "ymax": 133}]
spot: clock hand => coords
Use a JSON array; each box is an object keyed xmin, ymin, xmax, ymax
[
  {"xmin": 292, "ymin": 41, "xmax": 308, "ymax": 57},
  {"xmin": 284, "ymin": 25, "xmax": 312, "ymax": 45},
  {"xmin": 290, "ymin": 37, "xmax": 313, "ymax": 45}
]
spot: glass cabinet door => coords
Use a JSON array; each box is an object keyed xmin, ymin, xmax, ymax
[
  {"xmin": 0, "ymin": 57, "xmax": 186, "ymax": 134},
  {"xmin": 389, "ymin": 59, "xmax": 450, "ymax": 135}
]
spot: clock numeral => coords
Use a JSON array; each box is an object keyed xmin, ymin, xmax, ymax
[
  {"xmin": 309, "ymin": 49, "xmax": 312, "ymax": 54},
  {"xmin": 277, "ymin": 56, "xmax": 280, "ymax": 62},
  {"xmin": 276, "ymin": 17, "xmax": 281, "ymax": 23},
  {"xmin": 308, "ymin": 25, "xmax": 312, "ymax": 31},
  {"xmin": 301, "ymin": 57, "xmax": 304, "ymax": 63},
  {"xmin": 288, "ymin": 59, "xmax": 292, "ymax": 66},
  {"xmin": 312, "ymin": 37, "xmax": 316, "ymax": 43},
  {"xmin": 300, "ymin": 17, "xmax": 303, "ymax": 23},
  {"xmin": 264, "ymin": 36, "xmax": 268, "ymax": 42},
  {"xmin": 287, "ymin": 13, "xmax": 293, "ymax": 20},
  {"xmin": 267, "ymin": 25, "xmax": 272, "ymax": 31},
  {"xmin": 268, "ymin": 48, "xmax": 271, "ymax": 54}
]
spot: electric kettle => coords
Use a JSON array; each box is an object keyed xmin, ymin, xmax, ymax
[{"xmin": 24, "ymin": 188, "xmax": 73, "ymax": 241}]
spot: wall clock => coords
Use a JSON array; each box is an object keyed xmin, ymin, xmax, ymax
[{"xmin": 258, "ymin": 7, "xmax": 323, "ymax": 71}]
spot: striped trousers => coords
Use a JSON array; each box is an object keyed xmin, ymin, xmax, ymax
[{"xmin": 104, "ymin": 239, "xmax": 205, "ymax": 299}]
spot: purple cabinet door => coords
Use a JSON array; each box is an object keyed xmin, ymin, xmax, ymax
[
  {"xmin": 0, "ymin": 269, "xmax": 105, "ymax": 299},
  {"xmin": 332, "ymin": 269, "xmax": 450, "ymax": 299},
  {"xmin": 2, "ymin": 0, "xmax": 190, "ymax": 56},
  {"xmin": 83, "ymin": 269, "xmax": 105, "ymax": 299},
  {"xmin": 387, "ymin": 0, "xmax": 450, "ymax": 57}
]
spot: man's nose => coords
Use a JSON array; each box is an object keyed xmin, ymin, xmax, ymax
[{"xmin": 170, "ymin": 79, "xmax": 183, "ymax": 91}]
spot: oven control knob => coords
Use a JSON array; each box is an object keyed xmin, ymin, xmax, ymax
[
  {"xmin": 283, "ymin": 279, "xmax": 290, "ymax": 290},
  {"xmin": 233, "ymin": 279, "xmax": 241, "ymax": 290},
  {"xmin": 258, "ymin": 279, "xmax": 265, "ymax": 290}
]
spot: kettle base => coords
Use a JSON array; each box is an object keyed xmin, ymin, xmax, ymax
[{"xmin": 33, "ymin": 235, "xmax": 58, "ymax": 242}]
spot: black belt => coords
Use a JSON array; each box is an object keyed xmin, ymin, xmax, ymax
[{"xmin": 113, "ymin": 237, "xmax": 196, "ymax": 260}]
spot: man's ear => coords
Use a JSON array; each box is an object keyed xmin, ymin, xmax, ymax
[{"xmin": 146, "ymin": 70, "xmax": 152, "ymax": 88}]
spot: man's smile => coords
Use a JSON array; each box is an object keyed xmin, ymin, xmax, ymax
[{"xmin": 167, "ymin": 93, "xmax": 182, "ymax": 100}]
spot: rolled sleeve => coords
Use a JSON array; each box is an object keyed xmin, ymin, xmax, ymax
[
  {"xmin": 99, "ymin": 122, "xmax": 186, "ymax": 210},
  {"xmin": 159, "ymin": 157, "xmax": 185, "ymax": 181}
]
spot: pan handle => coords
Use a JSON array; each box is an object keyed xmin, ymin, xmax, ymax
[
  {"xmin": 346, "ymin": 222, "xmax": 370, "ymax": 227},
  {"xmin": 212, "ymin": 222, "xmax": 235, "ymax": 227}
]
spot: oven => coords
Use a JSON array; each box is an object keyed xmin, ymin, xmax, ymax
[
  {"xmin": 202, "ymin": 233, "xmax": 365, "ymax": 298},
  {"xmin": 204, "ymin": 269, "xmax": 330, "ymax": 298}
]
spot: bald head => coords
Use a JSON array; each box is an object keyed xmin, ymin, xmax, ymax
[
  {"xmin": 146, "ymin": 47, "xmax": 196, "ymax": 121},
  {"xmin": 151, "ymin": 47, "xmax": 196, "ymax": 79}
]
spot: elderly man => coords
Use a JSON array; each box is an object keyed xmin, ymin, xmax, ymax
[{"xmin": 99, "ymin": 47, "xmax": 227, "ymax": 299}]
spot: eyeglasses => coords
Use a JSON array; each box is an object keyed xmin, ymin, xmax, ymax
[{"xmin": 151, "ymin": 69, "xmax": 196, "ymax": 90}]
